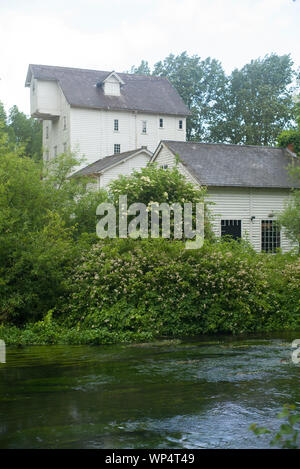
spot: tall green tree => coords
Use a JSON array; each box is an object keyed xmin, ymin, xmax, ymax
[
  {"xmin": 7, "ymin": 105, "xmax": 42, "ymax": 160},
  {"xmin": 211, "ymin": 54, "xmax": 295, "ymax": 145},
  {"xmin": 152, "ymin": 52, "xmax": 227, "ymax": 141},
  {"xmin": 132, "ymin": 52, "xmax": 296, "ymax": 145},
  {"xmin": 130, "ymin": 60, "xmax": 151, "ymax": 75},
  {"xmin": 0, "ymin": 143, "xmax": 107, "ymax": 324}
]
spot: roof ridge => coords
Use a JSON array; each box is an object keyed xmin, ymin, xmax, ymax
[
  {"xmin": 163, "ymin": 140, "xmax": 284, "ymax": 150},
  {"xmin": 30, "ymin": 64, "xmax": 167, "ymax": 81}
]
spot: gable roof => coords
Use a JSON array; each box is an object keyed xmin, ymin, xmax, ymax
[
  {"xmin": 72, "ymin": 148, "xmax": 152, "ymax": 177},
  {"xmin": 153, "ymin": 141, "xmax": 300, "ymax": 189},
  {"xmin": 25, "ymin": 64, "xmax": 190, "ymax": 116}
]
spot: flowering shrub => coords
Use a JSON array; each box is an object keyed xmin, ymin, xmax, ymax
[{"xmin": 57, "ymin": 239, "xmax": 300, "ymax": 337}]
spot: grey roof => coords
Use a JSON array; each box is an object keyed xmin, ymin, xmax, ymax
[
  {"xmin": 72, "ymin": 148, "xmax": 152, "ymax": 177},
  {"xmin": 160, "ymin": 141, "xmax": 300, "ymax": 189},
  {"xmin": 25, "ymin": 64, "xmax": 190, "ymax": 116}
]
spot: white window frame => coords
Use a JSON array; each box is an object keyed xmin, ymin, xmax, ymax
[
  {"xmin": 142, "ymin": 121, "xmax": 147, "ymax": 134},
  {"xmin": 179, "ymin": 120, "xmax": 183, "ymax": 130},
  {"xmin": 159, "ymin": 118, "xmax": 164, "ymax": 128},
  {"xmin": 114, "ymin": 119, "xmax": 119, "ymax": 132},
  {"xmin": 114, "ymin": 144, "xmax": 121, "ymax": 154}
]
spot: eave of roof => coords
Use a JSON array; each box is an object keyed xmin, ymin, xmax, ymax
[{"xmin": 72, "ymin": 147, "xmax": 152, "ymax": 177}]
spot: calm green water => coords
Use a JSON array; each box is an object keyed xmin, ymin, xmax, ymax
[{"xmin": 0, "ymin": 334, "xmax": 299, "ymax": 449}]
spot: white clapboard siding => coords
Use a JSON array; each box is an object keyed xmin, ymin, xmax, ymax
[
  {"xmin": 207, "ymin": 187, "xmax": 296, "ymax": 252},
  {"xmin": 99, "ymin": 152, "xmax": 151, "ymax": 188},
  {"xmin": 43, "ymin": 86, "xmax": 70, "ymax": 161},
  {"xmin": 70, "ymin": 108, "xmax": 102, "ymax": 165},
  {"xmin": 70, "ymin": 108, "xmax": 186, "ymax": 167},
  {"xmin": 33, "ymin": 80, "xmax": 61, "ymax": 117}
]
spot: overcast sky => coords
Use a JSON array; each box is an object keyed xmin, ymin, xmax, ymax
[{"xmin": 0, "ymin": 0, "xmax": 299, "ymax": 115}]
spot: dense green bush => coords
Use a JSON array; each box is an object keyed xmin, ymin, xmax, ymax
[
  {"xmin": 0, "ymin": 136, "xmax": 106, "ymax": 325},
  {"xmin": 56, "ymin": 238, "xmax": 300, "ymax": 337}
]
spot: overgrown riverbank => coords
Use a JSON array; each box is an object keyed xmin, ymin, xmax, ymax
[{"xmin": 1, "ymin": 239, "xmax": 299, "ymax": 346}]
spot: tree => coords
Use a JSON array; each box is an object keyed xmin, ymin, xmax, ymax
[
  {"xmin": 0, "ymin": 145, "xmax": 107, "ymax": 324},
  {"xmin": 130, "ymin": 60, "xmax": 151, "ymax": 75},
  {"xmin": 152, "ymin": 52, "xmax": 227, "ymax": 141},
  {"xmin": 131, "ymin": 52, "xmax": 296, "ymax": 145},
  {"xmin": 7, "ymin": 105, "xmax": 42, "ymax": 160},
  {"xmin": 211, "ymin": 54, "xmax": 295, "ymax": 145}
]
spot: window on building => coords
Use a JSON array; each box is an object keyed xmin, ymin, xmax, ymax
[
  {"xmin": 46, "ymin": 126, "xmax": 49, "ymax": 139},
  {"xmin": 63, "ymin": 142, "xmax": 67, "ymax": 153},
  {"xmin": 142, "ymin": 121, "xmax": 147, "ymax": 134},
  {"xmin": 221, "ymin": 220, "xmax": 241, "ymax": 240},
  {"xmin": 179, "ymin": 120, "xmax": 183, "ymax": 129},
  {"xmin": 114, "ymin": 119, "xmax": 119, "ymax": 131},
  {"xmin": 261, "ymin": 220, "xmax": 280, "ymax": 253},
  {"xmin": 159, "ymin": 118, "xmax": 164, "ymax": 128},
  {"xmin": 160, "ymin": 164, "xmax": 168, "ymax": 170},
  {"xmin": 63, "ymin": 116, "xmax": 67, "ymax": 130},
  {"xmin": 54, "ymin": 146, "xmax": 57, "ymax": 157},
  {"xmin": 114, "ymin": 144, "xmax": 121, "ymax": 154}
]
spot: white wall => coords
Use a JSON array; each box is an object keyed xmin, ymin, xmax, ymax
[
  {"xmin": 42, "ymin": 85, "xmax": 70, "ymax": 161},
  {"xmin": 31, "ymin": 79, "xmax": 60, "ymax": 117},
  {"xmin": 70, "ymin": 108, "xmax": 186, "ymax": 167},
  {"xmin": 207, "ymin": 186, "xmax": 295, "ymax": 252},
  {"xmin": 99, "ymin": 152, "xmax": 151, "ymax": 188}
]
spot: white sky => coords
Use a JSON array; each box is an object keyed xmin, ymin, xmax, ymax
[{"xmin": 0, "ymin": 0, "xmax": 299, "ymax": 115}]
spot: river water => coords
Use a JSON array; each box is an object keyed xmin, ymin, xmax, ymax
[{"xmin": 0, "ymin": 333, "xmax": 299, "ymax": 449}]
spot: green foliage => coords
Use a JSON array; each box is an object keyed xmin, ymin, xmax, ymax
[
  {"xmin": 278, "ymin": 129, "xmax": 300, "ymax": 155},
  {"xmin": 132, "ymin": 52, "xmax": 295, "ymax": 145},
  {"xmin": 152, "ymin": 52, "xmax": 227, "ymax": 141},
  {"xmin": 130, "ymin": 60, "xmax": 151, "ymax": 75},
  {"xmin": 57, "ymin": 238, "xmax": 300, "ymax": 338},
  {"xmin": 211, "ymin": 54, "xmax": 295, "ymax": 145},
  {"xmin": 0, "ymin": 145, "xmax": 107, "ymax": 324},
  {"xmin": 0, "ymin": 101, "xmax": 42, "ymax": 160},
  {"xmin": 250, "ymin": 404, "xmax": 300, "ymax": 448},
  {"xmin": 107, "ymin": 162, "xmax": 213, "ymax": 240},
  {"xmin": 7, "ymin": 105, "xmax": 42, "ymax": 160}
]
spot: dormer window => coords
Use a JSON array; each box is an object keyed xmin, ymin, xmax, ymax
[{"xmin": 101, "ymin": 71, "xmax": 125, "ymax": 97}]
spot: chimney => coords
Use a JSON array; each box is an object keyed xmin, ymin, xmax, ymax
[{"xmin": 287, "ymin": 143, "xmax": 295, "ymax": 153}]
